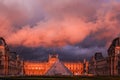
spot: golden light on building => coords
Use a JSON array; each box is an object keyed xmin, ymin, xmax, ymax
[{"xmin": 23, "ymin": 53, "xmax": 88, "ymax": 76}]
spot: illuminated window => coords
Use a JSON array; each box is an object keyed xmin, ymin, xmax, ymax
[
  {"xmin": 32, "ymin": 67, "xmax": 34, "ymax": 69},
  {"xmin": 118, "ymin": 50, "xmax": 120, "ymax": 54},
  {"xmin": 38, "ymin": 67, "xmax": 41, "ymax": 70},
  {"xmin": 36, "ymin": 67, "xmax": 38, "ymax": 69},
  {"xmin": 116, "ymin": 49, "xmax": 120, "ymax": 55}
]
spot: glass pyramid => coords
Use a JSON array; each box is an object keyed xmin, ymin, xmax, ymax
[{"xmin": 45, "ymin": 60, "xmax": 73, "ymax": 76}]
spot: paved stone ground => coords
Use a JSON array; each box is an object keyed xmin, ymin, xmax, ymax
[{"xmin": 0, "ymin": 76, "xmax": 120, "ymax": 80}]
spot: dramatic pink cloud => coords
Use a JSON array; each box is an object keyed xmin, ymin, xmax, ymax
[
  {"xmin": 0, "ymin": 0, "xmax": 120, "ymax": 47},
  {"xmin": 7, "ymin": 18, "xmax": 96, "ymax": 47},
  {"xmin": 0, "ymin": 16, "xmax": 12, "ymax": 37}
]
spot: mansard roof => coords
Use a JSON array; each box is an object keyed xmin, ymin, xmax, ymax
[
  {"xmin": 108, "ymin": 37, "xmax": 120, "ymax": 55},
  {"xmin": 112, "ymin": 37, "xmax": 120, "ymax": 47}
]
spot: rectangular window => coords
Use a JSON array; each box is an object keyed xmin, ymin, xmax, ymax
[
  {"xmin": 118, "ymin": 61, "xmax": 120, "ymax": 67},
  {"xmin": 0, "ymin": 51, "xmax": 3, "ymax": 60},
  {"xmin": 118, "ymin": 61, "xmax": 120, "ymax": 74},
  {"xmin": 0, "ymin": 51, "xmax": 2, "ymax": 55},
  {"xmin": 0, "ymin": 60, "xmax": 1, "ymax": 65}
]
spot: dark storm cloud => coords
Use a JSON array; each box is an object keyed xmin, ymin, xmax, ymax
[
  {"xmin": 9, "ymin": 46, "xmax": 83, "ymax": 61},
  {"xmin": 9, "ymin": 46, "xmax": 49, "ymax": 61},
  {"xmin": 61, "ymin": 45, "xmax": 107, "ymax": 60}
]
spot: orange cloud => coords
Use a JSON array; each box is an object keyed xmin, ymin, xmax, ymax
[
  {"xmin": 6, "ymin": 18, "xmax": 95, "ymax": 47},
  {"xmin": 0, "ymin": 0, "xmax": 120, "ymax": 47}
]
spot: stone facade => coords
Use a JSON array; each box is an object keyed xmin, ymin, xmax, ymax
[
  {"xmin": 88, "ymin": 52, "xmax": 110, "ymax": 76},
  {"xmin": 108, "ymin": 37, "xmax": 120, "ymax": 76},
  {"xmin": 0, "ymin": 37, "xmax": 23, "ymax": 76},
  {"xmin": 89, "ymin": 37, "xmax": 120, "ymax": 76}
]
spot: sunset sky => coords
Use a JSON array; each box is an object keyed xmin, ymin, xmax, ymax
[{"xmin": 0, "ymin": 0, "xmax": 120, "ymax": 61}]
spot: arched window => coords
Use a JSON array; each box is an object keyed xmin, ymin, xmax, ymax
[
  {"xmin": 0, "ymin": 40, "xmax": 4, "ymax": 46},
  {"xmin": 0, "ymin": 38, "xmax": 6, "ymax": 46}
]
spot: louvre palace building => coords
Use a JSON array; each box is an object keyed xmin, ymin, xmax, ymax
[
  {"xmin": 0, "ymin": 37, "xmax": 88, "ymax": 76},
  {"xmin": 0, "ymin": 37, "xmax": 23, "ymax": 76},
  {"xmin": 24, "ymin": 54, "xmax": 89, "ymax": 76},
  {"xmin": 89, "ymin": 37, "xmax": 120, "ymax": 76},
  {"xmin": 0, "ymin": 37, "xmax": 120, "ymax": 76}
]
